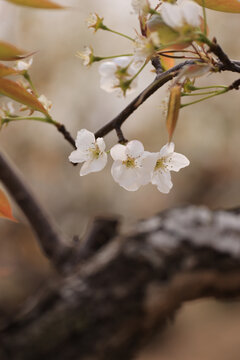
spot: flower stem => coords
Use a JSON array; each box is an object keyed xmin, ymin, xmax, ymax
[
  {"xmin": 180, "ymin": 88, "xmax": 228, "ymax": 108},
  {"xmin": 202, "ymin": 0, "xmax": 207, "ymax": 36},
  {"xmin": 130, "ymin": 60, "xmax": 148, "ymax": 83},
  {"xmin": 94, "ymin": 54, "xmax": 133, "ymax": 62},
  {"xmin": 104, "ymin": 27, "xmax": 135, "ymax": 42},
  {"xmin": 23, "ymin": 72, "xmax": 38, "ymax": 96}
]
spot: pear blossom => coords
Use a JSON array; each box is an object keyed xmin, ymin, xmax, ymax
[
  {"xmin": 38, "ymin": 94, "xmax": 52, "ymax": 112},
  {"xmin": 69, "ymin": 129, "xmax": 107, "ymax": 176},
  {"xmin": 110, "ymin": 140, "xmax": 156, "ymax": 191},
  {"xmin": 86, "ymin": 13, "xmax": 105, "ymax": 32},
  {"xmin": 133, "ymin": 35, "xmax": 156, "ymax": 62},
  {"xmin": 14, "ymin": 57, "xmax": 33, "ymax": 71},
  {"xmin": 151, "ymin": 142, "xmax": 190, "ymax": 193},
  {"xmin": 161, "ymin": 0, "xmax": 201, "ymax": 30},
  {"xmin": 131, "ymin": 0, "xmax": 150, "ymax": 14},
  {"xmin": 76, "ymin": 46, "xmax": 95, "ymax": 67},
  {"xmin": 99, "ymin": 57, "xmax": 140, "ymax": 96}
]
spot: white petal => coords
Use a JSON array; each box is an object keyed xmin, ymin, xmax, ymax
[
  {"xmin": 180, "ymin": 0, "xmax": 201, "ymax": 27},
  {"xmin": 151, "ymin": 170, "xmax": 173, "ymax": 194},
  {"xmin": 159, "ymin": 142, "xmax": 175, "ymax": 157},
  {"xmin": 165, "ymin": 152, "xmax": 190, "ymax": 172},
  {"xmin": 80, "ymin": 153, "xmax": 107, "ymax": 176},
  {"xmin": 96, "ymin": 137, "xmax": 106, "ymax": 152},
  {"xmin": 100, "ymin": 76, "xmax": 118, "ymax": 93},
  {"xmin": 126, "ymin": 140, "xmax": 144, "ymax": 158},
  {"xmin": 68, "ymin": 149, "xmax": 89, "ymax": 163},
  {"xmin": 113, "ymin": 57, "xmax": 130, "ymax": 68},
  {"xmin": 76, "ymin": 129, "xmax": 95, "ymax": 150},
  {"xmin": 161, "ymin": 3, "xmax": 183, "ymax": 29},
  {"xmin": 111, "ymin": 162, "xmax": 142, "ymax": 191},
  {"xmin": 138, "ymin": 152, "xmax": 158, "ymax": 185},
  {"xmin": 99, "ymin": 62, "xmax": 116, "ymax": 77},
  {"xmin": 110, "ymin": 144, "xmax": 127, "ymax": 161}
]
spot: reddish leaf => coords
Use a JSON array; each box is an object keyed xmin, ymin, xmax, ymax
[
  {"xmin": 0, "ymin": 63, "xmax": 21, "ymax": 77},
  {"xmin": 0, "ymin": 41, "xmax": 27, "ymax": 61},
  {"xmin": 0, "ymin": 78, "xmax": 48, "ymax": 115},
  {"xmin": 0, "ymin": 189, "xmax": 17, "ymax": 222},
  {"xmin": 159, "ymin": 53, "xmax": 175, "ymax": 71},
  {"xmin": 193, "ymin": 0, "xmax": 240, "ymax": 13},
  {"xmin": 166, "ymin": 85, "xmax": 181, "ymax": 142},
  {"xmin": 5, "ymin": 0, "xmax": 65, "ymax": 9}
]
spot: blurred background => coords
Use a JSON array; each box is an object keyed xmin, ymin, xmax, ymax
[{"xmin": 0, "ymin": 0, "xmax": 240, "ymax": 358}]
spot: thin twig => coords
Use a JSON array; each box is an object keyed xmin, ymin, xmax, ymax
[{"xmin": 95, "ymin": 60, "xmax": 198, "ymax": 139}]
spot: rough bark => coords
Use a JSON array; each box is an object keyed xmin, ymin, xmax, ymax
[{"xmin": 1, "ymin": 206, "xmax": 240, "ymax": 360}]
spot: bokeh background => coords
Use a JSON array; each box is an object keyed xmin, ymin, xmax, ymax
[{"xmin": 0, "ymin": 0, "xmax": 240, "ymax": 358}]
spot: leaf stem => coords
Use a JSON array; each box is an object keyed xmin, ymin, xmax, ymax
[{"xmin": 180, "ymin": 88, "xmax": 228, "ymax": 108}]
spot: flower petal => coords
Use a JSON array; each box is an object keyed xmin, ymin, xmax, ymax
[
  {"xmin": 180, "ymin": 0, "xmax": 201, "ymax": 27},
  {"xmin": 165, "ymin": 152, "xmax": 190, "ymax": 172},
  {"xmin": 113, "ymin": 56, "xmax": 131, "ymax": 68},
  {"xmin": 159, "ymin": 142, "xmax": 175, "ymax": 157},
  {"xmin": 99, "ymin": 62, "xmax": 116, "ymax": 77},
  {"xmin": 100, "ymin": 75, "xmax": 118, "ymax": 93},
  {"xmin": 138, "ymin": 152, "xmax": 158, "ymax": 185},
  {"xmin": 68, "ymin": 149, "xmax": 89, "ymax": 163},
  {"xmin": 161, "ymin": 2, "xmax": 183, "ymax": 29},
  {"xmin": 76, "ymin": 129, "xmax": 95, "ymax": 150},
  {"xmin": 96, "ymin": 137, "xmax": 106, "ymax": 152},
  {"xmin": 126, "ymin": 140, "xmax": 144, "ymax": 158},
  {"xmin": 110, "ymin": 144, "xmax": 127, "ymax": 161},
  {"xmin": 111, "ymin": 162, "xmax": 142, "ymax": 191},
  {"xmin": 80, "ymin": 152, "xmax": 107, "ymax": 176},
  {"xmin": 151, "ymin": 170, "xmax": 173, "ymax": 194}
]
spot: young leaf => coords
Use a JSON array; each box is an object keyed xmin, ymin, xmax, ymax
[
  {"xmin": 0, "ymin": 41, "xmax": 26, "ymax": 61},
  {"xmin": 0, "ymin": 78, "xmax": 49, "ymax": 115},
  {"xmin": 166, "ymin": 85, "xmax": 181, "ymax": 142},
  {"xmin": 159, "ymin": 53, "xmax": 175, "ymax": 71},
  {"xmin": 0, "ymin": 189, "xmax": 17, "ymax": 222},
  {"xmin": 193, "ymin": 0, "xmax": 240, "ymax": 13},
  {"xmin": 0, "ymin": 63, "xmax": 21, "ymax": 77},
  {"xmin": 5, "ymin": 0, "xmax": 65, "ymax": 9}
]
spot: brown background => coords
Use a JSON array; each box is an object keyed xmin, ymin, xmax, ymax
[{"xmin": 0, "ymin": 1, "xmax": 240, "ymax": 358}]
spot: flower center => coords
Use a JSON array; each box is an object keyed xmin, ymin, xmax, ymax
[
  {"xmin": 90, "ymin": 145, "xmax": 101, "ymax": 159},
  {"xmin": 122, "ymin": 156, "xmax": 136, "ymax": 168},
  {"xmin": 154, "ymin": 157, "xmax": 166, "ymax": 171}
]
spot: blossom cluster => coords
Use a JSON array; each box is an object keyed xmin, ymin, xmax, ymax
[
  {"xmin": 69, "ymin": 129, "xmax": 189, "ymax": 193},
  {"xmin": 77, "ymin": 0, "xmax": 207, "ymax": 97}
]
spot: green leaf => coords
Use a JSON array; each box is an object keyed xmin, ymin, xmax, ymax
[
  {"xmin": 0, "ymin": 41, "xmax": 26, "ymax": 61},
  {"xmin": 0, "ymin": 78, "xmax": 48, "ymax": 115},
  {"xmin": 5, "ymin": 0, "xmax": 65, "ymax": 9},
  {"xmin": 193, "ymin": 0, "xmax": 240, "ymax": 13}
]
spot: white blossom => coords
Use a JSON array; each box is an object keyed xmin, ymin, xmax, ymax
[
  {"xmin": 14, "ymin": 57, "xmax": 33, "ymax": 71},
  {"xmin": 151, "ymin": 142, "xmax": 190, "ymax": 193},
  {"xmin": 76, "ymin": 46, "xmax": 94, "ymax": 66},
  {"xmin": 38, "ymin": 94, "xmax": 52, "ymax": 112},
  {"xmin": 86, "ymin": 13, "xmax": 104, "ymax": 32},
  {"xmin": 161, "ymin": 0, "xmax": 201, "ymax": 30},
  {"xmin": 133, "ymin": 35, "xmax": 156, "ymax": 62},
  {"xmin": 110, "ymin": 140, "xmax": 156, "ymax": 191},
  {"xmin": 99, "ymin": 57, "xmax": 140, "ymax": 96},
  {"xmin": 131, "ymin": 0, "xmax": 149, "ymax": 14},
  {"xmin": 69, "ymin": 129, "xmax": 107, "ymax": 176}
]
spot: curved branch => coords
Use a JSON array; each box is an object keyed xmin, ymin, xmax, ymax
[
  {"xmin": 95, "ymin": 57, "xmax": 240, "ymax": 140},
  {"xmin": 0, "ymin": 150, "xmax": 72, "ymax": 270},
  {"xmin": 1, "ymin": 206, "xmax": 240, "ymax": 360}
]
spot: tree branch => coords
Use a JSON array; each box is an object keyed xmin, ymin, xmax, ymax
[
  {"xmin": 1, "ymin": 206, "xmax": 240, "ymax": 360},
  {"xmin": 0, "ymin": 150, "xmax": 72, "ymax": 270},
  {"xmin": 95, "ymin": 57, "xmax": 240, "ymax": 141}
]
